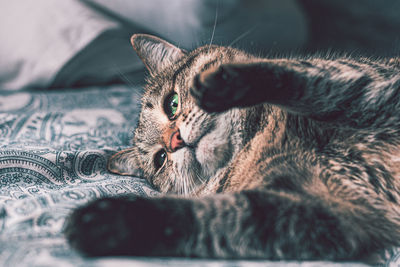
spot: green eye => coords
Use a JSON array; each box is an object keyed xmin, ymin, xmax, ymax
[
  {"xmin": 154, "ymin": 149, "xmax": 167, "ymax": 170},
  {"xmin": 164, "ymin": 93, "xmax": 179, "ymax": 119}
]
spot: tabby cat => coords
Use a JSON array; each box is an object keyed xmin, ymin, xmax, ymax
[{"xmin": 65, "ymin": 34, "xmax": 400, "ymax": 261}]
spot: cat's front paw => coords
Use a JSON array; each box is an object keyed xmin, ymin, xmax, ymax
[
  {"xmin": 65, "ymin": 196, "xmax": 167, "ymax": 257},
  {"xmin": 191, "ymin": 64, "xmax": 250, "ymax": 112},
  {"xmin": 64, "ymin": 197, "xmax": 137, "ymax": 256},
  {"xmin": 64, "ymin": 196, "xmax": 192, "ymax": 257}
]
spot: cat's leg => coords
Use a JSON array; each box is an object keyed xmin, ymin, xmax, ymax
[
  {"xmin": 191, "ymin": 58, "xmax": 400, "ymax": 129},
  {"xmin": 64, "ymin": 189, "xmax": 398, "ymax": 260}
]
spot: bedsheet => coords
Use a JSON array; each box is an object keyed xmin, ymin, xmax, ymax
[{"xmin": 0, "ymin": 84, "xmax": 397, "ymax": 266}]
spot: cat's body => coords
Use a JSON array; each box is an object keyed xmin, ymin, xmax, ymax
[{"xmin": 65, "ymin": 34, "xmax": 400, "ymax": 261}]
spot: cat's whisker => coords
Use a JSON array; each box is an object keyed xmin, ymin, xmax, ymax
[
  {"xmin": 178, "ymin": 170, "xmax": 188, "ymax": 196},
  {"xmin": 207, "ymin": 2, "xmax": 219, "ymax": 54},
  {"xmin": 172, "ymin": 175, "xmax": 178, "ymax": 194},
  {"xmin": 194, "ymin": 169, "xmax": 207, "ymax": 184},
  {"xmin": 228, "ymin": 25, "xmax": 258, "ymax": 47},
  {"xmin": 112, "ymin": 63, "xmax": 140, "ymax": 89},
  {"xmin": 187, "ymin": 174, "xmax": 195, "ymax": 196},
  {"xmin": 182, "ymin": 175, "xmax": 186, "ymax": 195},
  {"xmin": 190, "ymin": 173, "xmax": 199, "ymax": 190},
  {"xmin": 175, "ymin": 172, "xmax": 183, "ymax": 195},
  {"xmin": 184, "ymin": 175, "xmax": 191, "ymax": 196}
]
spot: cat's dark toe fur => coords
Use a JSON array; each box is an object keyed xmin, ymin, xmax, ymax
[
  {"xmin": 191, "ymin": 64, "xmax": 250, "ymax": 112},
  {"xmin": 64, "ymin": 197, "xmax": 136, "ymax": 256},
  {"xmin": 65, "ymin": 196, "xmax": 195, "ymax": 257}
]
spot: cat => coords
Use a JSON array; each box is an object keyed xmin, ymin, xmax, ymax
[{"xmin": 64, "ymin": 33, "xmax": 400, "ymax": 261}]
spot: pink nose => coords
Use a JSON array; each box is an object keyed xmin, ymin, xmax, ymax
[{"xmin": 170, "ymin": 130, "xmax": 185, "ymax": 151}]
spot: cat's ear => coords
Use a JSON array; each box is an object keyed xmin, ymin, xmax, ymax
[
  {"xmin": 131, "ymin": 34, "xmax": 186, "ymax": 75},
  {"xmin": 107, "ymin": 148, "xmax": 143, "ymax": 177}
]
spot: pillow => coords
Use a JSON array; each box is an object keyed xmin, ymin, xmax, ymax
[
  {"xmin": 83, "ymin": 0, "xmax": 307, "ymax": 50},
  {"xmin": 50, "ymin": 27, "xmax": 144, "ymax": 88},
  {"xmin": 56, "ymin": 0, "xmax": 307, "ymax": 88},
  {"xmin": 0, "ymin": 0, "xmax": 119, "ymax": 90},
  {"xmin": 0, "ymin": 0, "xmax": 307, "ymax": 90}
]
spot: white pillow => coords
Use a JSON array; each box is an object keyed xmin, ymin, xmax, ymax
[{"xmin": 0, "ymin": 0, "xmax": 118, "ymax": 90}]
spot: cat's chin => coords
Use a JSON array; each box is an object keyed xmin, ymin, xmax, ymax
[
  {"xmin": 188, "ymin": 111, "xmax": 238, "ymax": 178},
  {"xmin": 194, "ymin": 131, "xmax": 233, "ymax": 178}
]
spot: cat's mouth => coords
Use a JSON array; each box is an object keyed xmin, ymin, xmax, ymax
[
  {"xmin": 184, "ymin": 120, "xmax": 215, "ymax": 149},
  {"xmin": 182, "ymin": 119, "xmax": 234, "ymax": 178}
]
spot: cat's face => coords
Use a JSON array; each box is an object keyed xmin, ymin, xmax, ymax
[{"xmin": 108, "ymin": 34, "xmax": 250, "ymax": 194}]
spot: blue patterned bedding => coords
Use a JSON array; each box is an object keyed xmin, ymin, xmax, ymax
[
  {"xmin": 0, "ymin": 84, "xmax": 396, "ymax": 266},
  {"xmin": 0, "ymin": 85, "xmax": 156, "ymax": 266}
]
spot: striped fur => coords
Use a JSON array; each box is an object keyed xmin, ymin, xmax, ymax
[{"xmin": 66, "ymin": 34, "xmax": 400, "ymax": 262}]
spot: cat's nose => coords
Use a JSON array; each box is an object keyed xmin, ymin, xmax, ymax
[{"xmin": 170, "ymin": 130, "xmax": 185, "ymax": 151}]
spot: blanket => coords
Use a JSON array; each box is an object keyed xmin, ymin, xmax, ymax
[
  {"xmin": 0, "ymin": 84, "xmax": 396, "ymax": 266},
  {"xmin": 0, "ymin": 85, "xmax": 156, "ymax": 266}
]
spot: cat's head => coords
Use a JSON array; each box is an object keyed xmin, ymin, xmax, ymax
[{"xmin": 108, "ymin": 34, "xmax": 251, "ymax": 195}]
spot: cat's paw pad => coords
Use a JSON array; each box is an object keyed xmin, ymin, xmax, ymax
[
  {"xmin": 191, "ymin": 64, "xmax": 249, "ymax": 112},
  {"xmin": 64, "ymin": 197, "xmax": 136, "ymax": 256}
]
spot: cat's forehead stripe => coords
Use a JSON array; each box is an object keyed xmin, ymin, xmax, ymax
[
  {"xmin": 170, "ymin": 48, "xmax": 222, "ymax": 89},
  {"xmin": 200, "ymin": 58, "xmax": 219, "ymax": 73},
  {"xmin": 171, "ymin": 51, "xmax": 201, "ymax": 89}
]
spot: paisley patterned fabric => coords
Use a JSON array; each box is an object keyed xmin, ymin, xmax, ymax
[
  {"xmin": 0, "ymin": 85, "xmax": 397, "ymax": 266},
  {"xmin": 0, "ymin": 85, "xmax": 157, "ymax": 266}
]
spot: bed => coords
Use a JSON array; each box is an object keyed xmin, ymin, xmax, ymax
[
  {"xmin": 1, "ymin": 1, "xmax": 400, "ymax": 266},
  {"xmin": 1, "ymin": 84, "xmax": 388, "ymax": 267}
]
